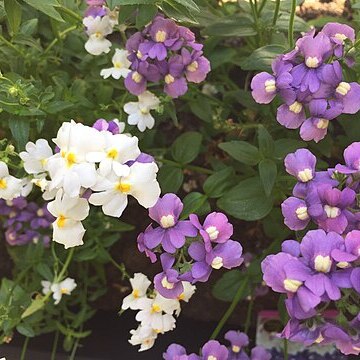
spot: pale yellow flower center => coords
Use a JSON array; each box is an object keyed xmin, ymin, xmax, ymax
[
  {"xmin": 208, "ymin": 356, "xmax": 217, "ymax": 360},
  {"xmin": 296, "ymin": 206, "xmax": 309, "ymax": 220},
  {"xmin": 107, "ymin": 148, "xmax": 118, "ymax": 159},
  {"xmin": 314, "ymin": 255, "xmax": 332, "ymax": 273},
  {"xmin": 283, "ymin": 279, "xmax": 302, "ymax": 292},
  {"xmin": 334, "ymin": 33, "xmax": 347, "ymax": 43},
  {"xmin": 315, "ymin": 334, "xmax": 324, "ymax": 344},
  {"xmin": 61, "ymin": 288, "xmax": 70, "ymax": 294},
  {"xmin": 155, "ymin": 30, "xmax": 167, "ymax": 42},
  {"xmin": 336, "ymin": 82, "xmax": 351, "ymax": 96},
  {"xmin": 0, "ymin": 178, "xmax": 7, "ymax": 189},
  {"xmin": 305, "ymin": 56, "xmax": 319, "ymax": 68},
  {"xmin": 324, "ymin": 205, "xmax": 340, "ymax": 218},
  {"xmin": 57, "ymin": 214, "xmax": 67, "ymax": 228},
  {"xmin": 160, "ymin": 215, "xmax": 175, "ymax": 228},
  {"xmin": 297, "ymin": 168, "xmax": 313, "ymax": 182},
  {"xmin": 206, "ymin": 226, "xmax": 219, "ymax": 240},
  {"xmin": 161, "ymin": 276, "xmax": 174, "ymax": 290},
  {"xmin": 136, "ymin": 50, "xmax": 143, "ymax": 59},
  {"xmin": 337, "ymin": 261, "xmax": 349, "ymax": 269},
  {"xmin": 187, "ymin": 61, "xmax": 198, "ymax": 72},
  {"xmin": 114, "ymin": 182, "xmax": 131, "ymax": 193},
  {"xmin": 211, "ymin": 256, "xmax": 223, "ymax": 270},
  {"xmin": 232, "ymin": 345, "xmax": 241, "ymax": 353},
  {"xmin": 316, "ymin": 119, "xmax": 329, "ymax": 130},
  {"xmin": 114, "ymin": 61, "xmax": 123, "ymax": 69},
  {"xmin": 165, "ymin": 74, "xmax": 175, "ymax": 84},
  {"xmin": 132, "ymin": 71, "xmax": 143, "ymax": 83},
  {"xmin": 132, "ymin": 289, "xmax": 140, "ymax": 298},
  {"xmin": 151, "ymin": 303, "xmax": 161, "ymax": 313},
  {"xmin": 65, "ymin": 152, "xmax": 77, "ymax": 168},
  {"xmin": 94, "ymin": 31, "xmax": 102, "ymax": 39},
  {"xmin": 265, "ymin": 79, "xmax": 276, "ymax": 93},
  {"xmin": 289, "ymin": 101, "xmax": 303, "ymax": 114}
]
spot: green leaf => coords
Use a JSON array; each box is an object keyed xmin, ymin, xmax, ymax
[
  {"xmin": 23, "ymin": 0, "xmax": 64, "ymax": 22},
  {"xmin": 217, "ymin": 177, "xmax": 273, "ymax": 221},
  {"xmin": 172, "ymin": 0, "xmax": 200, "ymax": 12},
  {"xmin": 16, "ymin": 323, "xmax": 35, "ymax": 337},
  {"xmin": 218, "ymin": 141, "xmax": 260, "ymax": 166},
  {"xmin": 181, "ymin": 192, "xmax": 209, "ymax": 219},
  {"xmin": 162, "ymin": 1, "xmax": 198, "ymax": 24},
  {"xmin": 112, "ymin": 0, "xmax": 157, "ymax": 4},
  {"xmin": 4, "ymin": 0, "xmax": 22, "ymax": 36},
  {"xmin": 158, "ymin": 165, "xmax": 184, "ymax": 193},
  {"xmin": 136, "ymin": 5, "xmax": 157, "ymax": 28},
  {"xmin": 21, "ymin": 298, "xmax": 45, "ymax": 319},
  {"xmin": 20, "ymin": 18, "xmax": 38, "ymax": 36},
  {"xmin": 240, "ymin": 45, "xmax": 286, "ymax": 72},
  {"xmin": 36, "ymin": 263, "xmax": 53, "ymax": 281},
  {"xmin": 274, "ymin": 139, "xmax": 307, "ymax": 159},
  {"xmin": 258, "ymin": 125, "xmax": 274, "ymax": 158},
  {"xmin": 203, "ymin": 167, "xmax": 236, "ymax": 198},
  {"xmin": 171, "ymin": 132, "xmax": 202, "ymax": 164},
  {"xmin": 212, "ymin": 270, "xmax": 249, "ymax": 302},
  {"xmin": 203, "ymin": 15, "xmax": 256, "ymax": 37},
  {"xmin": 8, "ymin": 118, "xmax": 30, "ymax": 150},
  {"xmin": 259, "ymin": 159, "xmax": 277, "ymax": 197},
  {"xmin": 44, "ymin": 100, "xmax": 73, "ymax": 114}
]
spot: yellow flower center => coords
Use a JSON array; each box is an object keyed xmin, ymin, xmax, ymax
[
  {"xmin": 314, "ymin": 255, "xmax": 332, "ymax": 273},
  {"xmin": 155, "ymin": 30, "xmax": 167, "ymax": 42},
  {"xmin": 316, "ymin": 119, "xmax": 329, "ymax": 130},
  {"xmin": 132, "ymin": 289, "xmax": 140, "ymax": 298},
  {"xmin": 315, "ymin": 334, "xmax": 324, "ymax": 344},
  {"xmin": 160, "ymin": 215, "xmax": 175, "ymax": 228},
  {"xmin": 283, "ymin": 279, "xmax": 302, "ymax": 292},
  {"xmin": 151, "ymin": 304, "xmax": 161, "ymax": 313},
  {"xmin": 324, "ymin": 205, "xmax": 340, "ymax": 219},
  {"xmin": 334, "ymin": 33, "xmax": 347, "ymax": 43},
  {"xmin": 206, "ymin": 226, "xmax": 219, "ymax": 240},
  {"xmin": 165, "ymin": 74, "xmax": 175, "ymax": 84},
  {"xmin": 132, "ymin": 71, "xmax": 143, "ymax": 83},
  {"xmin": 57, "ymin": 214, "xmax": 67, "ymax": 228},
  {"xmin": 61, "ymin": 288, "xmax": 70, "ymax": 294},
  {"xmin": 161, "ymin": 276, "xmax": 174, "ymax": 290},
  {"xmin": 305, "ymin": 56, "xmax": 319, "ymax": 68},
  {"xmin": 232, "ymin": 345, "xmax": 241, "ymax": 353},
  {"xmin": 208, "ymin": 356, "xmax": 217, "ymax": 360},
  {"xmin": 40, "ymin": 158, "xmax": 48, "ymax": 167},
  {"xmin": 297, "ymin": 168, "xmax": 313, "ymax": 182},
  {"xmin": 65, "ymin": 152, "xmax": 77, "ymax": 168},
  {"xmin": 107, "ymin": 148, "xmax": 118, "ymax": 159},
  {"xmin": 177, "ymin": 293, "xmax": 185, "ymax": 301},
  {"xmin": 0, "ymin": 178, "xmax": 7, "ymax": 189},
  {"xmin": 140, "ymin": 108, "xmax": 150, "ymax": 115},
  {"xmin": 114, "ymin": 61, "xmax": 123, "ymax": 69},
  {"xmin": 289, "ymin": 101, "xmax": 303, "ymax": 114},
  {"xmin": 265, "ymin": 79, "xmax": 276, "ymax": 93},
  {"xmin": 336, "ymin": 82, "xmax": 351, "ymax": 96},
  {"xmin": 115, "ymin": 182, "xmax": 131, "ymax": 193},
  {"xmin": 187, "ymin": 61, "xmax": 198, "ymax": 72},
  {"xmin": 136, "ymin": 50, "xmax": 143, "ymax": 59},
  {"xmin": 337, "ymin": 261, "xmax": 349, "ymax": 269},
  {"xmin": 295, "ymin": 206, "xmax": 309, "ymax": 220},
  {"xmin": 94, "ymin": 31, "xmax": 102, "ymax": 39}
]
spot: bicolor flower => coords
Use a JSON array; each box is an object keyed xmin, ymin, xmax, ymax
[
  {"xmin": 20, "ymin": 139, "xmax": 53, "ymax": 174},
  {"xmin": 92, "ymin": 118, "xmax": 125, "ymax": 134},
  {"xmin": 123, "ymin": 91, "xmax": 160, "ymax": 132},
  {"xmin": 47, "ymin": 190, "xmax": 90, "ymax": 248},
  {"xmin": 100, "ymin": 48, "xmax": 131, "ymax": 79}
]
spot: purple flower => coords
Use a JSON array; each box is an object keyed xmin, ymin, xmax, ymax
[
  {"xmin": 182, "ymin": 49, "xmax": 211, "ymax": 84},
  {"xmin": 281, "ymin": 319, "xmax": 323, "ymax": 346},
  {"xmin": 281, "ymin": 240, "xmax": 301, "ymax": 257},
  {"xmin": 322, "ymin": 22, "xmax": 355, "ymax": 57},
  {"xmin": 224, "ymin": 330, "xmax": 249, "ymax": 359},
  {"xmin": 154, "ymin": 253, "xmax": 183, "ymax": 299},
  {"xmin": 187, "ymin": 241, "xmax": 212, "ymax": 283},
  {"xmin": 276, "ymin": 100, "xmax": 306, "ymax": 129},
  {"xmin": 163, "ymin": 344, "xmax": 187, "ymax": 360},
  {"xmin": 281, "ymin": 197, "xmax": 310, "ymax": 231},
  {"xmin": 144, "ymin": 194, "xmax": 197, "ymax": 253},
  {"xmin": 336, "ymin": 142, "xmax": 360, "ymax": 174},
  {"xmin": 332, "ymin": 230, "xmax": 360, "ymax": 264},
  {"xmin": 201, "ymin": 340, "xmax": 228, "ymax": 360},
  {"xmin": 189, "ymin": 212, "xmax": 233, "ymax": 251},
  {"xmin": 300, "ymin": 230, "xmax": 344, "ymax": 300},
  {"xmin": 205, "ymin": 240, "xmax": 244, "ymax": 270},
  {"xmin": 92, "ymin": 118, "xmax": 123, "ymax": 134},
  {"xmin": 284, "ymin": 149, "xmax": 316, "ymax": 183},
  {"xmin": 137, "ymin": 227, "xmax": 157, "ymax": 263},
  {"xmin": 250, "ymin": 346, "xmax": 271, "ymax": 360}
]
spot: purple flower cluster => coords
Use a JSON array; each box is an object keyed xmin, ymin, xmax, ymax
[
  {"xmin": 125, "ymin": 15, "xmax": 211, "ymax": 98},
  {"xmin": 163, "ymin": 331, "xmax": 271, "ymax": 359},
  {"xmin": 137, "ymin": 193, "xmax": 243, "ymax": 299},
  {"xmin": 262, "ymin": 142, "xmax": 360, "ymax": 356},
  {"xmin": 0, "ymin": 197, "xmax": 53, "ymax": 246},
  {"xmin": 251, "ymin": 23, "xmax": 360, "ymax": 142}
]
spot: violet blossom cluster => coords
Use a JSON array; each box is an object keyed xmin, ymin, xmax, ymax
[
  {"xmin": 262, "ymin": 143, "xmax": 360, "ymax": 356},
  {"xmin": 0, "ymin": 197, "xmax": 53, "ymax": 246},
  {"xmin": 125, "ymin": 15, "xmax": 211, "ymax": 98},
  {"xmin": 137, "ymin": 193, "xmax": 244, "ymax": 300},
  {"xmin": 163, "ymin": 330, "xmax": 271, "ymax": 360},
  {"xmin": 251, "ymin": 23, "xmax": 360, "ymax": 142}
]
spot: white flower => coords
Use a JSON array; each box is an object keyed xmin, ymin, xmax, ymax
[
  {"xmin": 178, "ymin": 282, "xmax": 196, "ymax": 303},
  {"xmin": 48, "ymin": 121, "xmax": 105, "ymax": 197},
  {"xmin": 42, "ymin": 278, "xmax": 77, "ymax": 305},
  {"xmin": 87, "ymin": 132, "xmax": 140, "ymax": 177},
  {"xmin": 0, "ymin": 161, "xmax": 22, "ymax": 200},
  {"xmin": 135, "ymin": 293, "xmax": 178, "ymax": 333},
  {"xmin": 122, "ymin": 273, "xmax": 151, "ymax": 310},
  {"xmin": 20, "ymin": 178, "xmax": 33, "ymax": 197},
  {"xmin": 100, "ymin": 49, "xmax": 131, "ymax": 79},
  {"xmin": 129, "ymin": 325, "xmax": 158, "ymax": 352},
  {"xmin": 19, "ymin": 139, "xmax": 53, "ymax": 174},
  {"xmin": 83, "ymin": 16, "xmax": 113, "ymax": 55},
  {"xmin": 89, "ymin": 162, "xmax": 160, "ymax": 217},
  {"xmin": 47, "ymin": 190, "xmax": 89, "ymax": 249},
  {"xmin": 124, "ymin": 91, "xmax": 160, "ymax": 132}
]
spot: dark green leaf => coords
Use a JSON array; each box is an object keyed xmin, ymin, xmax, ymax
[
  {"xmin": 203, "ymin": 167, "xmax": 236, "ymax": 198},
  {"xmin": 203, "ymin": 15, "xmax": 256, "ymax": 37},
  {"xmin": 212, "ymin": 270, "xmax": 249, "ymax": 302},
  {"xmin": 172, "ymin": 0, "xmax": 200, "ymax": 12},
  {"xmin": 218, "ymin": 177, "xmax": 273, "ymax": 220},
  {"xmin": 259, "ymin": 159, "xmax": 277, "ymax": 197},
  {"xmin": 36, "ymin": 263, "xmax": 53, "ymax": 281},
  {"xmin": 258, "ymin": 125, "xmax": 274, "ymax": 158},
  {"xmin": 23, "ymin": 0, "xmax": 64, "ymax": 22},
  {"xmin": 171, "ymin": 132, "xmax": 202, "ymax": 164},
  {"xmin": 8, "ymin": 118, "xmax": 30, "ymax": 150},
  {"xmin": 136, "ymin": 5, "xmax": 157, "ymax": 28},
  {"xmin": 158, "ymin": 165, "xmax": 183, "ymax": 193},
  {"xmin": 181, "ymin": 192, "xmax": 210, "ymax": 219},
  {"xmin": 274, "ymin": 139, "xmax": 307, "ymax": 159},
  {"xmin": 162, "ymin": 0, "xmax": 198, "ymax": 24},
  {"xmin": 218, "ymin": 141, "xmax": 260, "ymax": 166},
  {"xmin": 5, "ymin": 0, "xmax": 22, "ymax": 36},
  {"xmin": 16, "ymin": 323, "xmax": 35, "ymax": 337},
  {"xmin": 112, "ymin": 0, "xmax": 156, "ymax": 4}
]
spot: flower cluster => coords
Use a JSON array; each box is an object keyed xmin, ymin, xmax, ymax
[
  {"xmin": 251, "ymin": 23, "xmax": 360, "ymax": 142},
  {"xmin": 137, "ymin": 193, "xmax": 244, "ymax": 299},
  {"xmin": 0, "ymin": 197, "xmax": 53, "ymax": 246},
  {"xmin": 124, "ymin": 15, "xmax": 211, "ymax": 98},
  {"xmin": 83, "ymin": 0, "xmax": 118, "ymax": 56},
  {"xmin": 18, "ymin": 119, "xmax": 160, "ymax": 249},
  {"xmin": 121, "ymin": 273, "xmax": 195, "ymax": 352},
  {"xmin": 262, "ymin": 143, "xmax": 360, "ymax": 356},
  {"xmin": 163, "ymin": 330, "xmax": 271, "ymax": 359},
  {"xmin": 41, "ymin": 277, "xmax": 77, "ymax": 305}
]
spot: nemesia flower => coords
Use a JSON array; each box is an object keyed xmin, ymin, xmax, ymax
[
  {"xmin": 19, "ymin": 139, "xmax": 53, "ymax": 174},
  {"xmin": 284, "ymin": 149, "xmax": 316, "ymax": 183},
  {"xmin": 121, "ymin": 273, "xmax": 151, "ymax": 310},
  {"xmin": 224, "ymin": 330, "xmax": 249, "ymax": 359},
  {"xmin": 144, "ymin": 193, "xmax": 197, "ymax": 253},
  {"xmin": 41, "ymin": 277, "xmax": 77, "ymax": 305},
  {"xmin": 0, "ymin": 161, "xmax": 22, "ymax": 200},
  {"xmin": 123, "ymin": 91, "xmax": 160, "ymax": 132},
  {"xmin": 335, "ymin": 142, "xmax": 360, "ymax": 174},
  {"xmin": 92, "ymin": 118, "xmax": 125, "ymax": 134},
  {"xmin": 100, "ymin": 49, "xmax": 131, "ymax": 79},
  {"xmin": 281, "ymin": 197, "xmax": 310, "ymax": 231},
  {"xmin": 89, "ymin": 162, "xmax": 160, "ymax": 217},
  {"xmin": 250, "ymin": 346, "xmax": 272, "ymax": 360},
  {"xmin": 129, "ymin": 325, "xmax": 158, "ymax": 352},
  {"xmin": 182, "ymin": 48, "xmax": 211, "ymax": 84},
  {"xmin": 322, "ymin": 22, "xmax": 355, "ymax": 57},
  {"xmin": 47, "ymin": 190, "xmax": 90, "ymax": 249},
  {"xmin": 83, "ymin": 15, "xmax": 113, "ymax": 55},
  {"xmin": 201, "ymin": 340, "xmax": 229, "ymax": 360}
]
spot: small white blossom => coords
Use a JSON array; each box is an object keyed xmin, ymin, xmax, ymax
[
  {"xmin": 42, "ymin": 277, "xmax": 77, "ymax": 305},
  {"xmin": 123, "ymin": 91, "xmax": 160, "ymax": 132},
  {"xmin": 89, "ymin": 162, "xmax": 160, "ymax": 217},
  {"xmin": 83, "ymin": 16, "xmax": 113, "ymax": 55},
  {"xmin": 0, "ymin": 161, "xmax": 22, "ymax": 200},
  {"xmin": 47, "ymin": 190, "xmax": 90, "ymax": 249},
  {"xmin": 122, "ymin": 273, "xmax": 151, "ymax": 310},
  {"xmin": 100, "ymin": 49, "xmax": 131, "ymax": 79},
  {"xmin": 129, "ymin": 325, "xmax": 158, "ymax": 352},
  {"xmin": 19, "ymin": 139, "xmax": 53, "ymax": 174}
]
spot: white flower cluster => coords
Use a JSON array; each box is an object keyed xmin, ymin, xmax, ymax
[
  {"xmin": 19, "ymin": 120, "xmax": 161, "ymax": 249},
  {"xmin": 41, "ymin": 277, "xmax": 77, "ymax": 305},
  {"xmin": 122, "ymin": 273, "xmax": 196, "ymax": 352}
]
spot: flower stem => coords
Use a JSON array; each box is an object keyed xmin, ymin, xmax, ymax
[
  {"xmin": 272, "ymin": 0, "xmax": 281, "ymax": 28},
  {"xmin": 50, "ymin": 331, "xmax": 59, "ymax": 360},
  {"xmin": 43, "ymin": 25, "xmax": 78, "ymax": 55},
  {"xmin": 210, "ymin": 279, "xmax": 248, "ymax": 340},
  {"xmin": 283, "ymin": 339, "xmax": 289, "ymax": 360},
  {"xmin": 20, "ymin": 337, "xmax": 29, "ymax": 360},
  {"xmin": 288, "ymin": 0, "xmax": 297, "ymax": 48},
  {"xmin": 58, "ymin": 6, "xmax": 83, "ymax": 22},
  {"xmin": 244, "ymin": 294, "xmax": 255, "ymax": 333},
  {"xmin": 108, "ymin": 254, "xmax": 129, "ymax": 279},
  {"xmin": 55, "ymin": 247, "xmax": 75, "ymax": 283}
]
